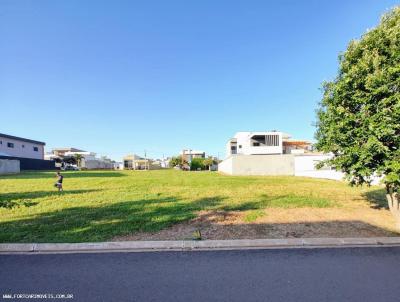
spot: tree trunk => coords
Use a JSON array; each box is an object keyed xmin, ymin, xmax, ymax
[{"xmin": 386, "ymin": 193, "xmax": 400, "ymax": 230}]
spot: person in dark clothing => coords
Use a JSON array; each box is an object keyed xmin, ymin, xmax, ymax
[{"xmin": 54, "ymin": 172, "xmax": 64, "ymax": 192}]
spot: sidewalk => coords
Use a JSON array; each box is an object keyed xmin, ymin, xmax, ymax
[{"xmin": 1, "ymin": 237, "xmax": 400, "ymax": 254}]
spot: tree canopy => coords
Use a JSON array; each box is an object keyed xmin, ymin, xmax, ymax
[
  {"xmin": 315, "ymin": 7, "xmax": 400, "ymax": 194},
  {"xmin": 190, "ymin": 158, "xmax": 205, "ymax": 171},
  {"xmin": 169, "ymin": 156, "xmax": 183, "ymax": 168}
]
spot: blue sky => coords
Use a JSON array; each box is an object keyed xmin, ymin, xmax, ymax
[{"xmin": 0, "ymin": 0, "xmax": 398, "ymax": 161}]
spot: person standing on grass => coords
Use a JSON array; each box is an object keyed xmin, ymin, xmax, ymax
[{"xmin": 54, "ymin": 171, "xmax": 64, "ymax": 192}]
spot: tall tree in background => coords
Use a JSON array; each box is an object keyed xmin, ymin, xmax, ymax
[{"xmin": 315, "ymin": 7, "xmax": 400, "ymax": 228}]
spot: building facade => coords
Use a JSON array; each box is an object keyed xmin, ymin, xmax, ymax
[
  {"xmin": 225, "ymin": 131, "xmax": 311, "ymax": 158},
  {"xmin": 45, "ymin": 148, "xmax": 85, "ymax": 159},
  {"xmin": 0, "ymin": 133, "xmax": 45, "ymax": 159},
  {"xmin": 226, "ymin": 131, "xmax": 285, "ymax": 157},
  {"xmin": 219, "ymin": 131, "xmax": 348, "ymax": 181},
  {"xmin": 123, "ymin": 154, "xmax": 161, "ymax": 170},
  {"xmin": 46, "ymin": 148, "xmax": 114, "ymax": 169},
  {"xmin": 181, "ymin": 149, "xmax": 206, "ymax": 163}
]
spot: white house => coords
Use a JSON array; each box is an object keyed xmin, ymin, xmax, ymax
[
  {"xmin": 219, "ymin": 131, "xmax": 347, "ymax": 181},
  {"xmin": 64, "ymin": 151, "xmax": 97, "ymax": 161},
  {"xmin": 226, "ymin": 131, "xmax": 311, "ymax": 157},
  {"xmin": 46, "ymin": 147, "xmax": 114, "ymax": 169},
  {"xmin": 160, "ymin": 158, "xmax": 171, "ymax": 168},
  {"xmin": 113, "ymin": 162, "xmax": 124, "ymax": 170}
]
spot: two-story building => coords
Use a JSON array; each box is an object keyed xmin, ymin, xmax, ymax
[
  {"xmin": 219, "ymin": 131, "xmax": 345, "ymax": 180},
  {"xmin": 0, "ymin": 133, "xmax": 45, "ymax": 159},
  {"xmin": 225, "ymin": 131, "xmax": 311, "ymax": 157},
  {"xmin": 181, "ymin": 149, "xmax": 206, "ymax": 163}
]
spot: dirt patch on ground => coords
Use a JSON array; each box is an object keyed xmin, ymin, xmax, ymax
[{"xmin": 114, "ymin": 207, "xmax": 399, "ymax": 241}]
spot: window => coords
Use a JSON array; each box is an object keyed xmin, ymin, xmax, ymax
[
  {"xmin": 251, "ymin": 134, "xmax": 280, "ymax": 147},
  {"xmin": 265, "ymin": 135, "xmax": 279, "ymax": 146},
  {"xmin": 0, "ymin": 141, "xmax": 2, "ymax": 144},
  {"xmin": 238, "ymin": 145, "xmax": 242, "ymax": 148},
  {"xmin": 7, "ymin": 142, "xmax": 14, "ymax": 148},
  {"xmin": 22, "ymin": 144, "xmax": 25, "ymax": 148},
  {"xmin": 251, "ymin": 135, "xmax": 265, "ymax": 146},
  {"xmin": 33, "ymin": 146, "xmax": 39, "ymax": 152}
]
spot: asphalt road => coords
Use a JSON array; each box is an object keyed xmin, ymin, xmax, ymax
[{"xmin": 1, "ymin": 247, "xmax": 400, "ymax": 302}]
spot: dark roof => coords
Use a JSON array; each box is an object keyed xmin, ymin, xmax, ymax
[{"xmin": 0, "ymin": 133, "xmax": 46, "ymax": 145}]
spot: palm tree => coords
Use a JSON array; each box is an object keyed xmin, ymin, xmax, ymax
[{"xmin": 74, "ymin": 154, "xmax": 84, "ymax": 168}]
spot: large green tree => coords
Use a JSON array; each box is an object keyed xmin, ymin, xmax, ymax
[
  {"xmin": 315, "ymin": 7, "xmax": 400, "ymax": 228},
  {"xmin": 190, "ymin": 158, "xmax": 205, "ymax": 171}
]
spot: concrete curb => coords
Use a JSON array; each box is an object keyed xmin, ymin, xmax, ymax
[{"xmin": 1, "ymin": 237, "xmax": 400, "ymax": 254}]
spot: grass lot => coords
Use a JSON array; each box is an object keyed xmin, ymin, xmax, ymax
[{"xmin": 0, "ymin": 170, "xmax": 396, "ymax": 243}]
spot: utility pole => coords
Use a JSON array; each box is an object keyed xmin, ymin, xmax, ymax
[{"xmin": 144, "ymin": 149, "xmax": 148, "ymax": 170}]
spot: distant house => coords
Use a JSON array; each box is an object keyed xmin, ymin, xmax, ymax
[
  {"xmin": 47, "ymin": 148, "xmax": 85, "ymax": 159},
  {"xmin": 46, "ymin": 147, "xmax": 114, "ymax": 169},
  {"xmin": 123, "ymin": 154, "xmax": 161, "ymax": 170},
  {"xmin": 160, "ymin": 158, "xmax": 171, "ymax": 168},
  {"xmin": 181, "ymin": 149, "xmax": 206, "ymax": 163},
  {"xmin": 0, "ymin": 133, "xmax": 45, "ymax": 160},
  {"xmin": 113, "ymin": 162, "xmax": 124, "ymax": 170},
  {"xmin": 219, "ymin": 131, "xmax": 345, "ymax": 181},
  {"xmin": 225, "ymin": 131, "xmax": 311, "ymax": 157},
  {"xmin": 0, "ymin": 133, "xmax": 55, "ymax": 171}
]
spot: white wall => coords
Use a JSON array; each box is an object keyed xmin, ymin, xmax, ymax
[
  {"xmin": 83, "ymin": 160, "xmax": 114, "ymax": 169},
  {"xmin": 0, "ymin": 136, "xmax": 44, "ymax": 159},
  {"xmin": 0, "ymin": 159, "xmax": 20, "ymax": 174},
  {"xmin": 219, "ymin": 153, "xmax": 383, "ymax": 184},
  {"xmin": 294, "ymin": 155, "xmax": 384, "ymax": 184},
  {"xmin": 294, "ymin": 154, "xmax": 331, "ymax": 170},
  {"xmin": 219, "ymin": 154, "xmax": 294, "ymax": 176},
  {"xmin": 220, "ymin": 154, "xmax": 334, "ymax": 178},
  {"xmin": 294, "ymin": 155, "xmax": 344, "ymax": 180},
  {"xmin": 218, "ymin": 156, "xmax": 234, "ymax": 174},
  {"xmin": 114, "ymin": 162, "xmax": 124, "ymax": 170},
  {"xmin": 295, "ymin": 169, "xmax": 345, "ymax": 181}
]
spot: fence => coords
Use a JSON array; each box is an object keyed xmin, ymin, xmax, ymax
[{"xmin": 0, "ymin": 156, "xmax": 55, "ymax": 171}]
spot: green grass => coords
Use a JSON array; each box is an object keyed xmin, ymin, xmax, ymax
[
  {"xmin": 244, "ymin": 210, "xmax": 266, "ymax": 222},
  {"xmin": 0, "ymin": 169, "xmax": 385, "ymax": 243}
]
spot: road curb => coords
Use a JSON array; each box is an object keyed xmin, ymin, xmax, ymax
[{"xmin": 1, "ymin": 237, "xmax": 400, "ymax": 254}]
